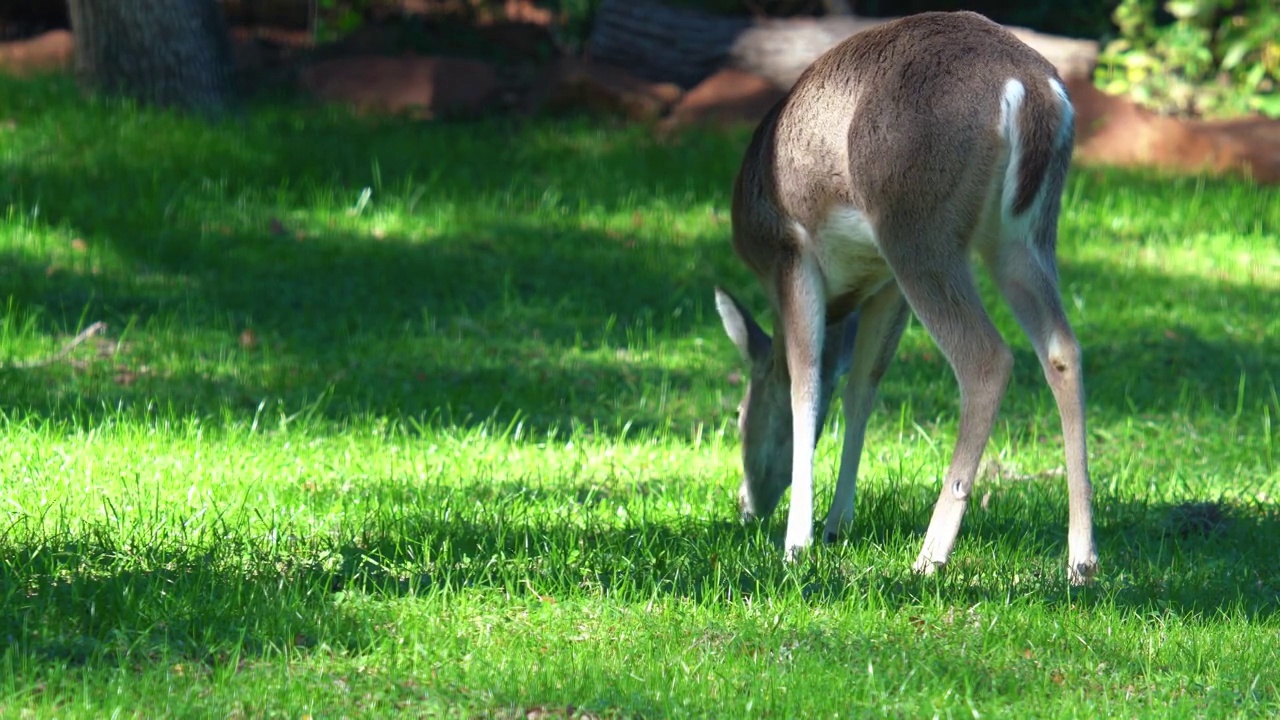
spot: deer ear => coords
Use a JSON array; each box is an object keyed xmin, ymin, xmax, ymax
[
  {"xmin": 714, "ymin": 286, "xmax": 772, "ymax": 364},
  {"xmin": 824, "ymin": 310, "xmax": 860, "ymax": 378}
]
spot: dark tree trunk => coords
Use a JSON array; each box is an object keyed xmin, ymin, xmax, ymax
[
  {"xmin": 588, "ymin": 0, "xmax": 1098, "ymax": 90},
  {"xmin": 67, "ymin": 0, "xmax": 234, "ymax": 113}
]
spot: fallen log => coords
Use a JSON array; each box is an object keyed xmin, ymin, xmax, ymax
[
  {"xmin": 586, "ymin": 0, "xmax": 750, "ymax": 88},
  {"xmin": 587, "ymin": 0, "xmax": 1099, "ymax": 90}
]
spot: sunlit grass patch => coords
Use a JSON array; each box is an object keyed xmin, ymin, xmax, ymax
[{"xmin": 1, "ymin": 74, "xmax": 1278, "ymax": 718}]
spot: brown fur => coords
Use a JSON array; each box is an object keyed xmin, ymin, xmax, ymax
[
  {"xmin": 715, "ymin": 11, "xmax": 1098, "ymax": 583},
  {"xmin": 733, "ymin": 11, "xmax": 1066, "ymax": 275}
]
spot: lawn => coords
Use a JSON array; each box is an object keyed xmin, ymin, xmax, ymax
[{"xmin": 1, "ymin": 74, "xmax": 1278, "ymax": 718}]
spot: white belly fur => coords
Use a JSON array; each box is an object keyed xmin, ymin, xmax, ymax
[{"xmin": 813, "ymin": 206, "xmax": 892, "ymax": 301}]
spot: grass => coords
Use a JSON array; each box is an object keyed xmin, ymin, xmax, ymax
[{"xmin": 1, "ymin": 73, "xmax": 1278, "ymax": 718}]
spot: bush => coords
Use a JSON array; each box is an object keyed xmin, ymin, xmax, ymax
[{"xmin": 1095, "ymin": 0, "xmax": 1280, "ymax": 118}]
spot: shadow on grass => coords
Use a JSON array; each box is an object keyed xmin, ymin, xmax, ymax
[
  {"xmin": 3, "ymin": 75, "xmax": 1279, "ymax": 436},
  {"xmin": 3, "ymin": 479, "xmax": 1276, "ymax": 672},
  {"xmin": 2, "ymin": 233, "xmax": 1279, "ymax": 439},
  {"xmin": 0, "ymin": 90, "xmax": 746, "ymax": 434}
]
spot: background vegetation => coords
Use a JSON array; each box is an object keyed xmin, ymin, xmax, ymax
[
  {"xmin": 1096, "ymin": 0, "xmax": 1280, "ymax": 118},
  {"xmin": 309, "ymin": 0, "xmax": 1280, "ymax": 118}
]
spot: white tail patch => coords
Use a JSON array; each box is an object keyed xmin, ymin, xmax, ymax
[
  {"xmin": 998, "ymin": 78, "xmax": 1027, "ymax": 223},
  {"xmin": 1050, "ymin": 78, "xmax": 1073, "ymax": 148}
]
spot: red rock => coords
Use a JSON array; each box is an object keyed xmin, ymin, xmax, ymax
[
  {"xmin": 1069, "ymin": 77, "xmax": 1280, "ymax": 184},
  {"xmin": 0, "ymin": 29, "xmax": 74, "ymax": 77},
  {"xmin": 501, "ymin": 0, "xmax": 556, "ymax": 26},
  {"xmin": 526, "ymin": 57, "xmax": 683, "ymax": 121},
  {"xmin": 298, "ymin": 55, "xmax": 498, "ymax": 119},
  {"xmin": 659, "ymin": 68, "xmax": 785, "ymax": 132}
]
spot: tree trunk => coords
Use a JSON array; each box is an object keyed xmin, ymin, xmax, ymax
[
  {"xmin": 67, "ymin": 0, "xmax": 234, "ymax": 113},
  {"xmin": 588, "ymin": 0, "xmax": 1099, "ymax": 90}
]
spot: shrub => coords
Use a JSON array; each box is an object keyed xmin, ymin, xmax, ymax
[{"xmin": 1095, "ymin": 0, "xmax": 1280, "ymax": 118}]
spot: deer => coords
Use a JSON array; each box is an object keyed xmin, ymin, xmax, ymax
[{"xmin": 713, "ymin": 10, "xmax": 1098, "ymax": 584}]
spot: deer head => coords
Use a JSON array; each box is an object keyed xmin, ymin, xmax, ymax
[{"xmin": 715, "ymin": 286, "xmax": 858, "ymax": 521}]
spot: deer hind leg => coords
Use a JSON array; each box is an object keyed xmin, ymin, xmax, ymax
[
  {"xmin": 823, "ymin": 283, "xmax": 910, "ymax": 544},
  {"xmin": 878, "ymin": 232, "xmax": 1014, "ymax": 575},
  {"xmin": 987, "ymin": 240, "xmax": 1098, "ymax": 585}
]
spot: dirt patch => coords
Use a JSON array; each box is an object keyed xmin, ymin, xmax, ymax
[
  {"xmin": 526, "ymin": 57, "xmax": 684, "ymax": 121},
  {"xmin": 0, "ymin": 29, "xmax": 72, "ymax": 77},
  {"xmin": 657, "ymin": 67, "xmax": 786, "ymax": 132},
  {"xmin": 1070, "ymin": 77, "xmax": 1280, "ymax": 183},
  {"xmin": 298, "ymin": 55, "xmax": 500, "ymax": 119}
]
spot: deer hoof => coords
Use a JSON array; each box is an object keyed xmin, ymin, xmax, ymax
[
  {"xmin": 783, "ymin": 542, "xmax": 812, "ymax": 564},
  {"xmin": 1067, "ymin": 558, "xmax": 1099, "ymax": 586},
  {"xmin": 912, "ymin": 555, "xmax": 944, "ymax": 576}
]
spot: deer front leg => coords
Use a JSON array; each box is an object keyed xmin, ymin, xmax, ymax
[
  {"xmin": 823, "ymin": 285, "xmax": 910, "ymax": 543},
  {"xmin": 779, "ymin": 255, "xmax": 827, "ymax": 561}
]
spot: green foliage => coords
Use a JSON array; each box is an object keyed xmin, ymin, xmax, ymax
[
  {"xmin": 312, "ymin": 0, "xmax": 378, "ymax": 43},
  {"xmin": 309, "ymin": 0, "xmax": 588, "ymax": 55},
  {"xmin": 538, "ymin": 0, "xmax": 602, "ymax": 54},
  {"xmin": 1096, "ymin": 0, "xmax": 1280, "ymax": 118}
]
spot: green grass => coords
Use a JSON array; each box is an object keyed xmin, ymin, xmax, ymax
[{"xmin": 1, "ymin": 74, "xmax": 1278, "ymax": 718}]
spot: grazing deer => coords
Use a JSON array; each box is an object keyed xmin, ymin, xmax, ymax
[{"xmin": 714, "ymin": 11, "xmax": 1098, "ymax": 584}]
